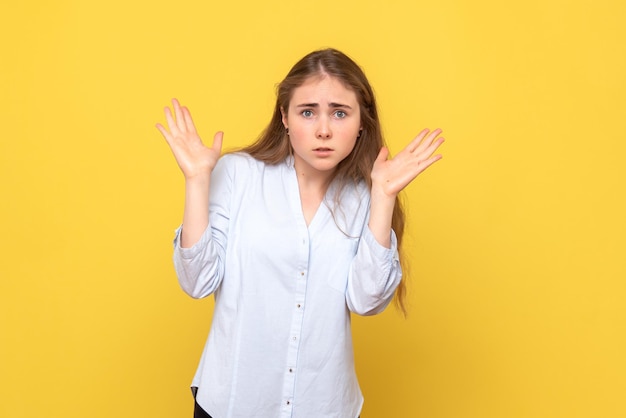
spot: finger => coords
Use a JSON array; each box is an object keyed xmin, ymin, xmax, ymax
[
  {"xmin": 414, "ymin": 128, "xmax": 443, "ymax": 154},
  {"xmin": 212, "ymin": 131, "xmax": 224, "ymax": 154},
  {"xmin": 164, "ymin": 106, "xmax": 180, "ymax": 136},
  {"xmin": 414, "ymin": 154, "xmax": 443, "ymax": 175},
  {"xmin": 405, "ymin": 129, "xmax": 430, "ymax": 152},
  {"xmin": 172, "ymin": 98, "xmax": 187, "ymax": 133},
  {"xmin": 155, "ymin": 123, "xmax": 173, "ymax": 144},
  {"xmin": 425, "ymin": 153, "xmax": 443, "ymax": 167},
  {"xmin": 406, "ymin": 129, "xmax": 430, "ymax": 153},
  {"xmin": 425, "ymin": 128, "xmax": 443, "ymax": 146},
  {"xmin": 419, "ymin": 137, "xmax": 445, "ymax": 160},
  {"xmin": 182, "ymin": 106, "xmax": 197, "ymax": 134}
]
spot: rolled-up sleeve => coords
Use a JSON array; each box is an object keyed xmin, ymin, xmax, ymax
[
  {"xmin": 172, "ymin": 156, "xmax": 233, "ymax": 299},
  {"xmin": 346, "ymin": 226, "xmax": 402, "ymax": 315}
]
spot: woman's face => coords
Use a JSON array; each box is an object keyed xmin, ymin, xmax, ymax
[{"xmin": 282, "ymin": 75, "xmax": 361, "ymax": 180}]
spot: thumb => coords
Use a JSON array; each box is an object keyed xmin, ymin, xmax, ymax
[
  {"xmin": 212, "ymin": 131, "xmax": 224, "ymax": 154},
  {"xmin": 375, "ymin": 146, "xmax": 390, "ymax": 164}
]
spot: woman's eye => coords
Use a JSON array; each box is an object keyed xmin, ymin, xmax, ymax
[
  {"xmin": 302, "ymin": 110, "xmax": 313, "ymax": 118},
  {"xmin": 334, "ymin": 110, "xmax": 347, "ymax": 118}
]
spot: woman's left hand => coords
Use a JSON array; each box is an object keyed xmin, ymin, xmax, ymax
[{"xmin": 371, "ymin": 128, "xmax": 445, "ymax": 197}]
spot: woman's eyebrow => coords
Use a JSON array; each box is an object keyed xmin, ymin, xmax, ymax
[{"xmin": 295, "ymin": 102, "xmax": 352, "ymax": 109}]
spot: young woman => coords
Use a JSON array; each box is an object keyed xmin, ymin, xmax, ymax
[{"xmin": 156, "ymin": 48, "xmax": 444, "ymax": 418}]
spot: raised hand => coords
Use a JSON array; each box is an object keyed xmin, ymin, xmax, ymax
[
  {"xmin": 156, "ymin": 98, "xmax": 223, "ymax": 180},
  {"xmin": 371, "ymin": 128, "xmax": 445, "ymax": 197}
]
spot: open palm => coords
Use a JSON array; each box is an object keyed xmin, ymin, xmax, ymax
[
  {"xmin": 371, "ymin": 128, "xmax": 444, "ymax": 196},
  {"xmin": 156, "ymin": 98, "xmax": 223, "ymax": 180}
]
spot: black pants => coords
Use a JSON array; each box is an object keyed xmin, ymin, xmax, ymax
[{"xmin": 194, "ymin": 399, "xmax": 213, "ymax": 418}]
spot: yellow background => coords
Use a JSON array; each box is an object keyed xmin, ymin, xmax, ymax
[{"xmin": 1, "ymin": 0, "xmax": 625, "ymax": 417}]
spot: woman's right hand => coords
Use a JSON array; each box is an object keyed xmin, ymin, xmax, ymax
[{"xmin": 156, "ymin": 98, "xmax": 223, "ymax": 180}]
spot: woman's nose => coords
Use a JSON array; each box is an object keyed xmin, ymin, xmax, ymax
[{"xmin": 316, "ymin": 118, "xmax": 332, "ymax": 139}]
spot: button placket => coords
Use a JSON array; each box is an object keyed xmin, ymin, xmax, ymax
[{"xmin": 280, "ymin": 232, "xmax": 310, "ymax": 416}]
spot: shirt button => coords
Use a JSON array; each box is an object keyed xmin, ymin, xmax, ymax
[
  {"xmin": 292, "ymin": 336, "xmax": 297, "ymax": 341},
  {"xmin": 286, "ymin": 400, "xmax": 291, "ymax": 405},
  {"xmin": 289, "ymin": 368, "xmax": 293, "ymax": 373},
  {"xmin": 297, "ymin": 304, "xmax": 302, "ymax": 308},
  {"xmin": 300, "ymin": 272, "xmax": 305, "ymax": 276}
]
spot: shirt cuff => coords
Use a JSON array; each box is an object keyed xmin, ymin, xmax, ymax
[
  {"xmin": 173, "ymin": 224, "xmax": 213, "ymax": 259},
  {"xmin": 362, "ymin": 226, "xmax": 400, "ymax": 264}
]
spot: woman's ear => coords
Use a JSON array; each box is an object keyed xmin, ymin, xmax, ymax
[{"xmin": 280, "ymin": 107, "xmax": 288, "ymax": 129}]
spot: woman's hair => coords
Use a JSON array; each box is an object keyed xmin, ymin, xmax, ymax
[{"xmin": 241, "ymin": 48, "xmax": 408, "ymax": 315}]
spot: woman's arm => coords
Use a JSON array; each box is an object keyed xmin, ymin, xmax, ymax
[
  {"xmin": 156, "ymin": 98, "xmax": 223, "ymax": 248},
  {"xmin": 368, "ymin": 128, "xmax": 445, "ymax": 247},
  {"xmin": 157, "ymin": 99, "xmax": 230, "ymax": 298},
  {"xmin": 346, "ymin": 129, "xmax": 445, "ymax": 315}
]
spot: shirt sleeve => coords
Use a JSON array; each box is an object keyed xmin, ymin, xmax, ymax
[
  {"xmin": 172, "ymin": 155, "xmax": 233, "ymax": 299},
  {"xmin": 346, "ymin": 225, "xmax": 402, "ymax": 315}
]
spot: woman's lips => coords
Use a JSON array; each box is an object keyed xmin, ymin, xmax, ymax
[{"xmin": 313, "ymin": 147, "xmax": 333, "ymax": 157}]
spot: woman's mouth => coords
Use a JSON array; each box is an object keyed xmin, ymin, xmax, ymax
[{"xmin": 313, "ymin": 147, "xmax": 333, "ymax": 157}]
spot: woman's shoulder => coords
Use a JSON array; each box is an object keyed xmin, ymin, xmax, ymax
[
  {"xmin": 217, "ymin": 152, "xmax": 269, "ymax": 172},
  {"xmin": 216, "ymin": 152, "xmax": 290, "ymax": 182},
  {"xmin": 218, "ymin": 151, "xmax": 256, "ymax": 165}
]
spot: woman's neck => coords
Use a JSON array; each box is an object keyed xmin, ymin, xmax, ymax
[{"xmin": 294, "ymin": 165, "xmax": 335, "ymax": 226}]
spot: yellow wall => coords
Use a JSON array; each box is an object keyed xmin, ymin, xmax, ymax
[{"xmin": 1, "ymin": 1, "xmax": 624, "ymax": 417}]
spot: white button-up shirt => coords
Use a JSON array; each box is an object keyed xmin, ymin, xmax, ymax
[{"xmin": 173, "ymin": 153, "xmax": 402, "ymax": 418}]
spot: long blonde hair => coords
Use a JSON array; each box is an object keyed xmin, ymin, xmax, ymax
[{"xmin": 241, "ymin": 48, "xmax": 408, "ymax": 315}]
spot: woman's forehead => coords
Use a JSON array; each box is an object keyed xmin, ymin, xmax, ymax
[{"xmin": 290, "ymin": 75, "xmax": 358, "ymax": 105}]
